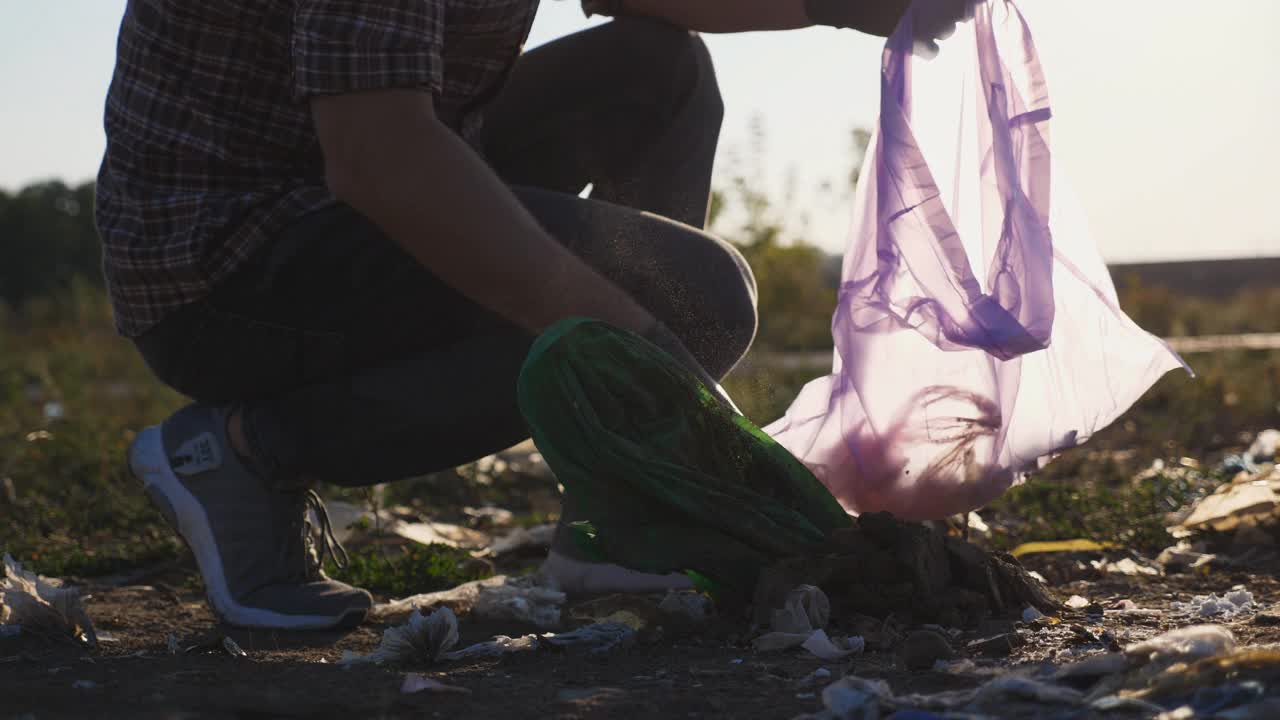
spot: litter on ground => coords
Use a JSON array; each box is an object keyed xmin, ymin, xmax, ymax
[
  {"xmin": 440, "ymin": 634, "xmax": 540, "ymax": 661},
  {"xmin": 751, "ymin": 586, "xmax": 865, "ymax": 661},
  {"xmin": 400, "ymin": 673, "xmax": 471, "ymax": 696},
  {"xmin": 340, "ymin": 607, "xmax": 460, "ymax": 666},
  {"xmin": 1172, "ymin": 590, "xmax": 1257, "ymax": 618},
  {"xmin": 373, "ymin": 575, "xmax": 565, "ymax": 628},
  {"xmin": 0, "ymin": 553, "xmax": 96, "ymax": 647},
  {"xmin": 1124, "ymin": 625, "xmax": 1237, "ymax": 665}
]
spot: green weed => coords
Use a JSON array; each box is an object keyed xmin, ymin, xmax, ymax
[{"xmin": 325, "ymin": 543, "xmax": 491, "ymax": 597}]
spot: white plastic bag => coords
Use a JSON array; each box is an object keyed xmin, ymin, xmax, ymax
[{"xmin": 766, "ymin": 0, "xmax": 1187, "ymax": 520}]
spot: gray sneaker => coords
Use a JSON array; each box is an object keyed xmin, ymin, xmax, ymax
[{"xmin": 129, "ymin": 404, "xmax": 372, "ymax": 629}]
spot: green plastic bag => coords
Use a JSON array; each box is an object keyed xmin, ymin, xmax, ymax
[{"xmin": 516, "ymin": 318, "xmax": 852, "ymax": 599}]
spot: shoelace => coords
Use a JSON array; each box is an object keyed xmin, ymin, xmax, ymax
[{"xmin": 302, "ymin": 490, "xmax": 350, "ymax": 575}]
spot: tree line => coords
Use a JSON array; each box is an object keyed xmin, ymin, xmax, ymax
[
  {"xmin": 0, "ymin": 181, "xmax": 103, "ymax": 307},
  {"xmin": 0, "ymin": 172, "xmax": 844, "ymax": 350},
  {"xmin": 5, "ymin": 172, "xmax": 1275, "ymax": 349}
]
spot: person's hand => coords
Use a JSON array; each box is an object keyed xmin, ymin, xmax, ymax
[
  {"xmin": 807, "ymin": 0, "xmax": 977, "ymax": 53},
  {"xmin": 642, "ymin": 321, "xmax": 743, "ymax": 415}
]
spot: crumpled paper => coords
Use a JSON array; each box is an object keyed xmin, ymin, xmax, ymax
[
  {"xmin": 543, "ymin": 622, "xmax": 636, "ymax": 655},
  {"xmin": 473, "ymin": 576, "xmax": 565, "ymax": 629},
  {"xmin": 340, "ymin": 607, "xmax": 459, "ymax": 665},
  {"xmin": 342, "ymin": 603, "xmax": 637, "ymax": 666},
  {"xmin": 0, "ymin": 553, "xmax": 97, "ymax": 646},
  {"xmin": 1124, "ymin": 625, "xmax": 1236, "ymax": 665},
  {"xmin": 753, "ymin": 586, "xmax": 864, "ymax": 660},
  {"xmin": 323, "ymin": 500, "xmax": 489, "ymax": 549},
  {"xmin": 807, "ymin": 672, "xmax": 1084, "ymax": 719},
  {"xmin": 773, "ymin": 584, "xmax": 830, "ymax": 634},
  {"xmin": 441, "ymin": 621, "xmax": 638, "ymax": 661},
  {"xmin": 802, "ymin": 631, "xmax": 867, "ymax": 661},
  {"xmin": 374, "ymin": 575, "xmax": 565, "ymax": 629},
  {"xmin": 441, "ymin": 634, "xmax": 540, "ymax": 661},
  {"xmin": 1171, "ymin": 590, "xmax": 1255, "ymax": 619}
]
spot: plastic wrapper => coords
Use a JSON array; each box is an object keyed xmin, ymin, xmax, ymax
[
  {"xmin": 542, "ymin": 622, "xmax": 636, "ymax": 655},
  {"xmin": 440, "ymin": 634, "xmax": 539, "ymax": 661},
  {"xmin": 340, "ymin": 606, "xmax": 459, "ymax": 665},
  {"xmin": 1125, "ymin": 625, "xmax": 1237, "ymax": 665},
  {"xmin": 0, "ymin": 553, "xmax": 97, "ymax": 646},
  {"xmin": 771, "ymin": 584, "xmax": 830, "ymax": 634},
  {"xmin": 374, "ymin": 575, "xmax": 565, "ymax": 629},
  {"xmin": 753, "ymin": 585, "xmax": 864, "ymax": 660}
]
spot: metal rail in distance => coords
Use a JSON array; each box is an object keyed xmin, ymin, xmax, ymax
[{"xmin": 740, "ymin": 334, "xmax": 1280, "ymax": 372}]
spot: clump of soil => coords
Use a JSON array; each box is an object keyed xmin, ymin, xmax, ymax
[{"xmin": 755, "ymin": 512, "xmax": 1058, "ymax": 628}]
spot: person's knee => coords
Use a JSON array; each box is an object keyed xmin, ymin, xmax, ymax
[
  {"xmin": 605, "ymin": 18, "xmax": 724, "ymax": 124},
  {"xmin": 692, "ymin": 35, "xmax": 726, "ymax": 130},
  {"xmin": 682, "ymin": 234, "xmax": 758, "ymax": 378},
  {"xmin": 716, "ymin": 240, "xmax": 759, "ymax": 369},
  {"xmin": 670, "ymin": 25, "xmax": 724, "ymax": 124}
]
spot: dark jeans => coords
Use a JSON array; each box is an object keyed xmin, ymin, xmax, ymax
[{"xmin": 134, "ymin": 19, "xmax": 758, "ymax": 487}]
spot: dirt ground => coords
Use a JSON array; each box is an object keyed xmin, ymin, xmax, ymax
[{"xmin": 4, "ymin": 563, "xmax": 1278, "ymax": 720}]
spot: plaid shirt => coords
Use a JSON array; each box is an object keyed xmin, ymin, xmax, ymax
[{"xmin": 96, "ymin": 0, "xmax": 539, "ymax": 336}]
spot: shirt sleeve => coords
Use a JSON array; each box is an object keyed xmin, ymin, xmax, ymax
[{"xmin": 291, "ymin": 0, "xmax": 445, "ymax": 101}]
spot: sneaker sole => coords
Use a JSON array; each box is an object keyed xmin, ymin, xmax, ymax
[{"xmin": 130, "ymin": 426, "xmax": 365, "ymax": 630}]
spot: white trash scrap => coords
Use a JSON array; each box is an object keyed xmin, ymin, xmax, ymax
[
  {"xmin": 400, "ymin": 673, "xmax": 471, "ymax": 695},
  {"xmin": 472, "ymin": 576, "xmax": 566, "ymax": 629},
  {"xmin": 340, "ymin": 607, "xmax": 460, "ymax": 666},
  {"xmin": 1175, "ymin": 468, "xmax": 1280, "ymax": 534},
  {"xmin": 752, "ymin": 586, "xmax": 865, "ymax": 661},
  {"xmin": 0, "ymin": 553, "xmax": 97, "ymax": 646},
  {"xmin": 1124, "ymin": 624, "xmax": 1237, "ymax": 665},
  {"xmin": 542, "ymin": 622, "xmax": 636, "ymax": 655},
  {"xmin": 323, "ymin": 500, "xmax": 490, "ymax": 549},
  {"xmin": 1171, "ymin": 589, "xmax": 1256, "ymax": 618},
  {"xmin": 374, "ymin": 575, "xmax": 566, "ymax": 629},
  {"xmin": 441, "ymin": 634, "xmax": 539, "ymax": 661},
  {"xmin": 800, "ymin": 624, "xmax": 1259, "ymax": 719},
  {"xmin": 344, "ymin": 602, "xmax": 639, "ymax": 666},
  {"xmin": 803, "ymin": 672, "xmax": 1085, "ymax": 719},
  {"xmin": 1246, "ymin": 429, "xmax": 1280, "ymax": 464}
]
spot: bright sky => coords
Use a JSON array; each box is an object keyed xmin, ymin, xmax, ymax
[{"xmin": 2, "ymin": 1, "xmax": 1277, "ymax": 262}]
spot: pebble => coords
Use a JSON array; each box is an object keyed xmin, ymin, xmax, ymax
[
  {"xmin": 898, "ymin": 629, "xmax": 955, "ymax": 671},
  {"xmin": 797, "ymin": 667, "xmax": 832, "ymax": 687},
  {"xmin": 1252, "ymin": 606, "xmax": 1280, "ymax": 626}
]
